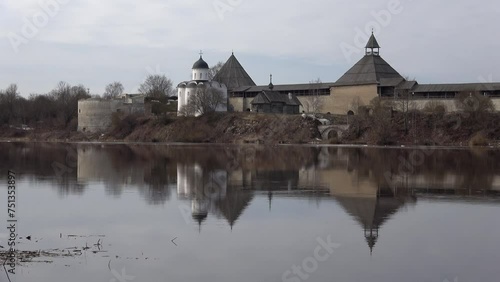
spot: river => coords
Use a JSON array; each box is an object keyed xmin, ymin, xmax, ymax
[{"xmin": 0, "ymin": 142, "xmax": 499, "ymax": 282}]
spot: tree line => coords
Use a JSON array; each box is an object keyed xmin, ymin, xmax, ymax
[
  {"xmin": 0, "ymin": 74, "xmax": 177, "ymax": 129},
  {"xmin": 0, "ymin": 60, "xmax": 230, "ymax": 128}
]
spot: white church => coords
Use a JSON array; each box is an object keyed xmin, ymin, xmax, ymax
[{"xmin": 177, "ymin": 53, "xmax": 228, "ymax": 116}]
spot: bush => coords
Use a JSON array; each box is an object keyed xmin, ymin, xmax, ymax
[
  {"xmin": 369, "ymin": 98, "xmax": 395, "ymax": 145},
  {"xmin": 423, "ymin": 101, "xmax": 447, "ymax": 115},
  {"xmin": 111, "ymin": 114, "xmax": 140, "ymax": 139},
  {"xmin": 469, "ymin": 131, "xmax": 490, "ymax": 147},
  {"xmin": 455, "ymin": 92, "xmax": 494, "ymax": 122},
  {"xmin": 155, "ymin": 114, "xmax": 174, "ymax": 126},
  {"xmin": 151, "ymin": 101, "xmax": 177, "ymax": 115},
  {"xmin": 66, "ymin": 118, "xmax": 78, "ymax": 131}
]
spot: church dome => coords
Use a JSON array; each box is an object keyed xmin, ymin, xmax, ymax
[{"xmin": 193, "ymin": 56, "xmax": 209, "ymax": 69}]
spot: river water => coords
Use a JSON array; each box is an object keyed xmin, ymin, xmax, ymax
[{"xmin": 0, "ymin": 142, "xmax": 499, "ymax": 282}]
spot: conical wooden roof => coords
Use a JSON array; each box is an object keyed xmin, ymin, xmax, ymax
[
  {"xmin": 334, "ymin": 196, "xmax": 404, "ymax": 253},
  {"xmin": 213, "ymin": 53, "xmax": 256, "ymax": 90},
  {"xmin": 366, "ymin": 33, "xmax": 380, "ymax": 49},
  {"xmin": 214, "ymin": 190, "xmax": 254, "ymax": 229},
  {"xmin": 335, "ymin": 54, "xmax": 403, "ymax": 86},
  {"xmin": 336, "ymin": 34, "xmax": 403, "ymax": 87}
]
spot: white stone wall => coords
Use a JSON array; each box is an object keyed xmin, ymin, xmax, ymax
[
  {"xmin": 408, "ymin": 98, "xmax": 500, "ymax": 112},
  {"xmin": 78, "ymin": 99, "xmax": 145, "ymax": 133},
  {"xmin": 192, "ymin": 68, "xmax": 209, "ymax": 81}
]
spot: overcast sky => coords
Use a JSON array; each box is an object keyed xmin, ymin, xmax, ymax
[{"xmin": 1, "ymin": 0, "xmax": 499, "ymax": 96}]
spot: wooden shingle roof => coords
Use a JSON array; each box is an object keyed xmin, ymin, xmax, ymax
[
  {"xmin": 233, "ymin": 82, "xmax": 336, "ymax": 93},
  {"xmin": 413, "ymin": 83, "xmax": 500, "ymax": 93},
  {"xmin": 213, "ymin": 53, "xmax": 256, "ymax": 90},
  {"xmin": 335, "ymin": 54, "xmax": 404, "ymax": 87},
  {"xmin": 251, "ymin": 90, "xmax": 302, "ymax": 106},
  {"xmin": 366, "ymin": 33, "xmax": 381, "ymax": 49}
]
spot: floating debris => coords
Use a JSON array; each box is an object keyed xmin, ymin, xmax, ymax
[
  {"xmin": 67, "ymin": 235, "xmax": 106, "ymax": 238},
  {"xmin": 0, "ymin": 249, "xmax": 81, "ymax": 265}
]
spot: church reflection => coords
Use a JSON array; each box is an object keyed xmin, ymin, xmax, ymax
[
  {"xmin": 177, "ymin": 163, "xmax": 255, "ymax": 230},
  {"xmin": 176, "ymin": 158, "xmax": 417, "ymax": 254}
]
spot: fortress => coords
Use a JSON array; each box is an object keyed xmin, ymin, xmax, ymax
[
  {"xmin": 218, "ymin": 33, "xmax": 500, "ymax": 114},
  {"xmin": 78, "ymin": 33, "xmax": 500, "ymax": 133}
]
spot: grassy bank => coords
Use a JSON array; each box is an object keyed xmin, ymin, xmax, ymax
[{"xmin": 1, "ymin": 111, "xmax": 499, "ymax": 147}]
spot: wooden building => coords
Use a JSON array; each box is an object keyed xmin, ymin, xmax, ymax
[{"xmin": 251, "ymin": 77, "xmax": 302, "ymax": 114}]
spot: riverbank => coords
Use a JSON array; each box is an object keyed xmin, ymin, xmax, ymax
[
  {"xmin": 1, "ymin": 112, "xmax": 499, "ymax": 147},
  {"xmin": 0, "ymin": 113, "xmax": 321, "ymax": 145},
  {"xmin": 342, "ymin": 111, "xmax": 500, "ymax": 147}
]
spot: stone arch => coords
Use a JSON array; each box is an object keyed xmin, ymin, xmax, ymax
[
  {"xmin": 322, "ymin": 128, "xmax": 342, "ymax": 140},
  {"xmin": 318, "ymin": 125, "xmax": 350, "ymax": 141},
  {"xmin": 327, "ymin": 130, "xmax": 339, "ymax": 139},
  {"xmin": 347, "ymin": 110, "xmax": 355, "ymax": 116}
]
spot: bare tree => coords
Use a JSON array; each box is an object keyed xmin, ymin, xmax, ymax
[
  {"xmin": 70, "ymin": 84, "xmax": 88, "ymax": 97},
  {"xmin": 304, "ymin": 78, "xmax": 323, "ymax": 113},
  {"xmin": 455, "ymin": 91, "xmax": 494, "ymax": 121},
  {"xmin": 369, "ymin": 97, "xmax": 394, "ymax": 144},
  {"xmin": 103, "ymin": 82, "xmax": 124, "ymax": 99},
  {"xmin": 0, "ymin": 84, "xmax": 21, "ymax": 124},
  {"xmin": 49, "ymin": 81, "xmax": 90, "ymax": 126},
  {"xmin": 394, "ymin": 89, "xmax": 415, "ymax": 134},
  {"xmin": 28, "ymin": 94, "xmax": 57, "ymax": 122},
  {"xmin": 455, "ymin": 91, "xmax": 494, "ymax": 113},
  {"xmin": 180, "ymin": 87, "xmax": 227, "ymax": 116},
  {"xmin": 50, "ymin": 81, "xmax": 71, "ymax": 101},
  {"xmin": 208, "ymin": 61, "xmax": 224, "ymax": 81},
  {"xmin": 0, "ymin": 82, "xmax": 92, "ymax": 127},
  {"xmin": 423, "ymin": 100, "xmax": 447, "ymax": 114},
  {"xmin": 393, "ymin": 77, "xmax": 416, "ymax": 135},
  {"xmin": 138, "ymin": 74, "xmax": 175, "ymax": 98},
  {"xmin": 3, "ymin": 84, "xmax": 19, "ymax": 117}
]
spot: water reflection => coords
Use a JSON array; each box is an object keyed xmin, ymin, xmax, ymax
[
  {"xmin": 2, "ymin": 143, "xmax": 500, "ymax": 199},
  {"xmin": 1, "ymin": 143, "xmax": 499, "ymax": 254},
  {"xmin": 2, "ymin": 143, "xmax": 500, "ymax": 282}
]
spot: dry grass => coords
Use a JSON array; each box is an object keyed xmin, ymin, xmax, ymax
[
  {"xmin": 121, "ymin": 112, "xmax": 320, "ymax": 144},
  {"xmin": 342, "ymin": 111, "xmax": 500, "ymax": 146}
]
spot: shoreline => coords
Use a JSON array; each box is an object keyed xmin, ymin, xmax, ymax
[
  {"xmin": 2, "ymin": 111, "xmax": 500, "ymax": 149},
  {"xmin": 1, "ymin": 138, "xmax": 498, "ymax": 151}
]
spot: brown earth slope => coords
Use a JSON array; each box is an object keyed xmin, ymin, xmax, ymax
[
  {"xmin": 2, "ymin": 111, "xmax": 500, "ymax": 146},
  {"xmin": 0, "ymin": 113, "xmax": 321, "ymax": 144},
  {"xmin": 122, "ymin": 112, "xmax": 321, "ymax": 144}
]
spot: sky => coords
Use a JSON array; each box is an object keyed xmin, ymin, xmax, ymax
[{"xmin": 0, "ymin": 0, "xmax": 499, "ymax": 96}]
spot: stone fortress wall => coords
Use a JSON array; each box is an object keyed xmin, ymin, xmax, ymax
[
  {"xmin": 78, "ymin": 96, "xmax": 145, "ymax": 133},
  {"xmin": 230, "ymin": 91, "xmax": 500, "ymax": 115}
]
